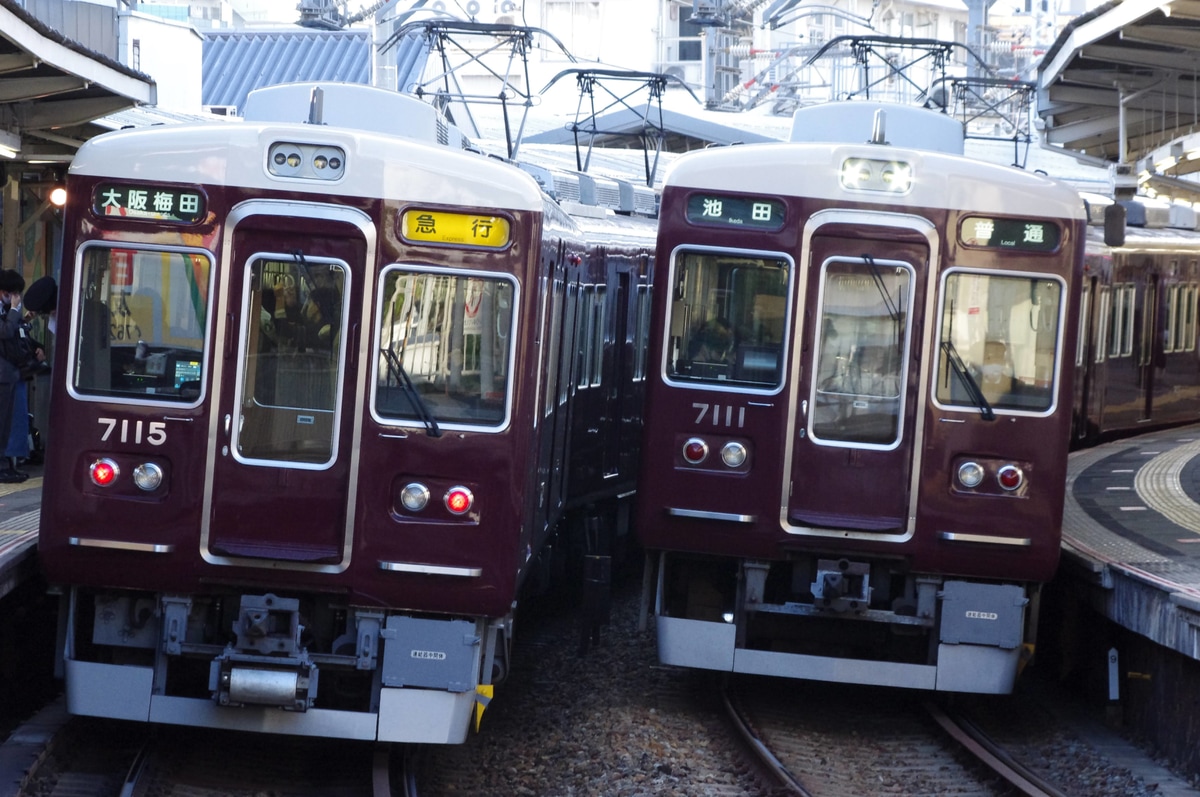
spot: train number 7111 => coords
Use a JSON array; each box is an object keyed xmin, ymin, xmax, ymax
[{"xmin": 693, "ymin": 403, "xmax": 746, "ymax": 428}]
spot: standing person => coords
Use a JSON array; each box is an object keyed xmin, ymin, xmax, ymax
[
  {"xmin": 17, "ymin": 275, "xmax": 55, "ymax": 464},
  {"xmin": 23, "ymin": 276, "xmax": 57, "ymax": 333},
  {"xmin": 0, "ymin": 270, "xmax": 29, "ymax": 483}
]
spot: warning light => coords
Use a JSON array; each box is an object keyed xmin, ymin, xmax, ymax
[
  {"xmin": 997, "ymin": 465, "xmax": 1024, "ymax": 491},
  {"xmin": 445, "ymin": 486, "xmax": 474, "ymax": 515},
  {"xmin": 682, "ymin": 438, "xmax": 708, "ymax": 465},
  {"xmin": 90, "ymin": 458, "xmax": 120, "ymax": 487}
]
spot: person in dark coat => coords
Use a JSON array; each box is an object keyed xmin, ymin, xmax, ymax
[
  {"xmin": 0, "ymin": 270, "xmax": 28, "ymax": 482},
  {"xmin": 23, "ymin": 275, "xmax": 57, "ymax": 331}
]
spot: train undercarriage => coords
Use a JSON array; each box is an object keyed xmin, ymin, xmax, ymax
[
  {"xmin": 649, "ymin": 552, "xmax": 1038, "ymax": 694},
  {"xmin": 56, "ymin": 586, "xmax": 511, "ymax": 743}
]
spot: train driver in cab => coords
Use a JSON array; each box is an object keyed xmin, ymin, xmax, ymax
[
  {"xmin": 979, "ymin": 340, "xmax": 1016, "ymax": 405},
  {"xmin": 689, "ymin": 317, "xmax": 735, "ymax": 364}
]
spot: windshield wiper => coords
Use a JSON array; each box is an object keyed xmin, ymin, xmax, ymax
[
  {"xmin": 861, "ymin": 253, "xmax": 900, "ymax": 322},
  {"xmin": 940, "ymin": 341, "xmax": 995, "ymax": 421},
  {"xmin": 381, "ymin": 347, "xmax": 442, "ymax": 437}
]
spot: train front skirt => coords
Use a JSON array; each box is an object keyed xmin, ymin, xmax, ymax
[
  {"xmin": 59, "ymin": 587, "xmax": 502, "ymax": 743},
  {"xmin": 652, "ymin": 555, "xmax": 1029, "ymax": 694}
]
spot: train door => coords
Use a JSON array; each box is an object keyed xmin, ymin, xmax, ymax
[
  {"xmin": 785, "ymin": 228, "xmax": 927, "ymax": 533},
  {"xmin": 202, "ymin": 204, "xmax": 372, "ymax": 569}
]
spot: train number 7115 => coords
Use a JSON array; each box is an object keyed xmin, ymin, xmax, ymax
[{"xmin": 98, "ymin": 417, "xmax": 168, "ymax": 445}]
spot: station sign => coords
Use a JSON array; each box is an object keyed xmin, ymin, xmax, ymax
[
  {"xmin": 94, "ymin": 183, "xmax": 206, "ymax": 224},
  {"xmin": 400, "ymin": 210, "xmax": 511, "ymax": 249},
  {"xmin": 685, "ymin": 193, "xmax": 786, "ymax": 230},
  {"xmin": 960, "ymin": 216, "xmax": 1060, "ymax": 252}
]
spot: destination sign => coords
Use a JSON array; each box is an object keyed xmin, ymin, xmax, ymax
[
  {"xmin": 94, "ymin": 183, "xmax": 206, "ymax": 224},
  {"xmin": 685, "ymin": 194, "xmax": 785, "ymax": 230},
  {"xmin": 400, "ymin": 210, "xmax": 511, "ymax": 249},
  {"xmin": 960, "ymin": 216, "xmax": 1060, "ymax": 252}
]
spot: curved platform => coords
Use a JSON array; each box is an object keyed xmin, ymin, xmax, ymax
[{"xmin": 1063, "ymin": 425, "xmax": 1200, "ymax": 662}]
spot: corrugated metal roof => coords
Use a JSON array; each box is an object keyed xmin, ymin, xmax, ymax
[{"xmin": 202, "ymin": 29, "xmax": 370, "ymax": 113}]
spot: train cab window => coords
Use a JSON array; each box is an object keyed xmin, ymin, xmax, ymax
[
  {"xmin": 935, "ymin": 271, "xmax": 1063, "ymax": 415},
  {"xmin": 235, "ymin": 257, "xmax": 347, "ymax": 466},
  {"xmin": 71, "ymin": 245, "xmax": 211, "ymax": 405},
  {"xmin": 373, "ymin": 267, "xmax": 516, "ymax": 429},
  {"xmin": 809, "ymin": 256, "xmax": 914, "ymax": 448},
  {"xmin": 665, "ymin": 250, "xmax": 789, "ymax": 389}
]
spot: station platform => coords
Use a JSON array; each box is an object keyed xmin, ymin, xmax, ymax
[
  {"xmin": 0, "ymin": 468, "xmax": 43, "ymax": 604},
  {"xmin": 1062, "ymin": 424, "xmax": 1200, "ymax": 663}
]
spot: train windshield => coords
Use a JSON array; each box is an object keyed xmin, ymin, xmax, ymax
[
  {"xmin": 935, "ymin": 271, "xmax": 1063, "ymax": 414},
  {"xmin": 71, "ymin": 245, "xmax": 210, "ymax": 404},
  {"xmin": 665, "ymin": 250, "xmax": 789, "ymax": 388},
  {"xmin": 374, "ymin": 267, "xmax": 516, "ymax": 428}
]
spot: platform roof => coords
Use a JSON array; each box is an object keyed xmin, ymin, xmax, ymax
[
  {"xmin": 0, "ymin": 0, "xmax": 155, "ymax": 161},
  {"xmin": 1037, "ymin": 0, "xmax": 1200, "ymax": 201}
]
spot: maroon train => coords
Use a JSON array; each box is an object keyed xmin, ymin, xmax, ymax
[
  {"xmin": 1073, "ymin": 197, "xmax": 1200, "ymax": 443},
  {"xmin": 634, "ymin": 102, "xmax": 1090, "ymax": 693},
  {"xmin": 36, "ymin": 82, "xmax": 656, "ymax": 743}
]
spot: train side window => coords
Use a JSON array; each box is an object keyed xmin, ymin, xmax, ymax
[
  {"xmin": 543, "ymin": 274, "xmax": 564, "ymax": 419},
  {"xmin": 810, "ymin": 257, "xmax": 913, "ymax": 448},
  {"xmin": 635, "ymin": 284, "xmax": 651, "ymax": 381},
  {"xmin": 70, "ymin": 244, "xmax": 211, "ymax": 405},
  {"xmin": 1112, "ymin": 283, "xmax": 1135, "ymax": 358},
  {"xmin": 561, "ymin": 282, "xmax": 576, "ymax": 406},
  {"xmin": 576, "ymin": 285, "xmax": 595, "ymax": 390},
  {"xmin": 1170, "ymin": 282, "xmax": 1196, "ymax": 353},
  {"xmin": 1076, "ymin": 284, "xmax": 1090, "ymax": 367},
  {"xmin": 665, "ymin": 249, "xmax": 789, "ymax": 390},
  {"xmin": 1186, "ymin": 284, "xmax": 1199, "ymax": 353},
  {"xmin": 591, "ymin": 286, "xmax": 607, "ymax": 388},
  {"xmin": 373, "ymin": 267, "xmax": 516, "ymax": 429},
  {"xmin": 1166, "ymin": 285, "xmax": 1181, "ymax": 353},
  {"xmin": 935, "ymin": 271, "xmax": 1063, "ymax": 414},
  {"xmin": 1094, "ymin": 287, "xmax": 1110, "ymax": 364}
]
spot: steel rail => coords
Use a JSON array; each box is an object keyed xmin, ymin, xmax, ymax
[{"xmin": 925, "ymin": 701, "xmax": 1069, "ymax": 797}]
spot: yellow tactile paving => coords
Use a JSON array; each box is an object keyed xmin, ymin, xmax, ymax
[
  {"xmin": 0, "ymin": 476, "xmax": 41, "ymax": 498},
  {"xmin": 1134, "ymin": 438, "xmax": 1200, "ymax": 536}
]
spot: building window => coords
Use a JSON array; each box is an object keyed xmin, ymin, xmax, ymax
[{"xmin": 543, "ymin": 1, "xmax": 602, "ymax": 61}]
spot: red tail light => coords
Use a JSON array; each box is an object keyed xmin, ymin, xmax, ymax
[
  {"xmin": 90, "ymin": 458, "xmax": 119, "ymax": 487},
  {"xmin": 997, "ymin": 465, "xmax": 1024, "ymax": 491},
  {"xmin": 445, "ymin": 486, "xmax": 474, "ymax": 515},
  {"xmin": 683, "ymin": 438, "xmax": 708, "ymax": 464}
]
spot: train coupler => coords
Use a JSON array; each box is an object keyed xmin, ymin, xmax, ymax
[
  {"xmin": 811, "ymin": 558, "xmax": 872, "ymax": 613},
  {"xmin": 210, "ymin": 651, "xmax": 319, "ymax": 711}
]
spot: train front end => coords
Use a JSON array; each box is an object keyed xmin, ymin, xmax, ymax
[
  {"xmin": 37, "ymin": 108, "xmax": 549, "ymax": 742},
  {"xmin": 636, "ymin": 109, "xmax": 1086, "ymax": 693}
]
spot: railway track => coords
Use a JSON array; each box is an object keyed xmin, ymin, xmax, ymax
[
  {"xmin": 21, "ymin": 717, "xmax": 413, "ymax": 797},
  {"xmin": 723, "ymin": 677, "xmax": 1074, "ymax": 796}
]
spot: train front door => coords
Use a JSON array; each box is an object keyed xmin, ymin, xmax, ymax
[
  {"xmin": 785, "ymin": 228, "xmax": 928, "ymax": 534},
  {"xmin": 202, "ymin": 204, "xmax": 372, "ymax": 569}
]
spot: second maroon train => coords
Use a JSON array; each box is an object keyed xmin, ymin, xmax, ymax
[{"xmin": 632, "ymin": 100, "xmax": 1200, "ymax": 695}]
